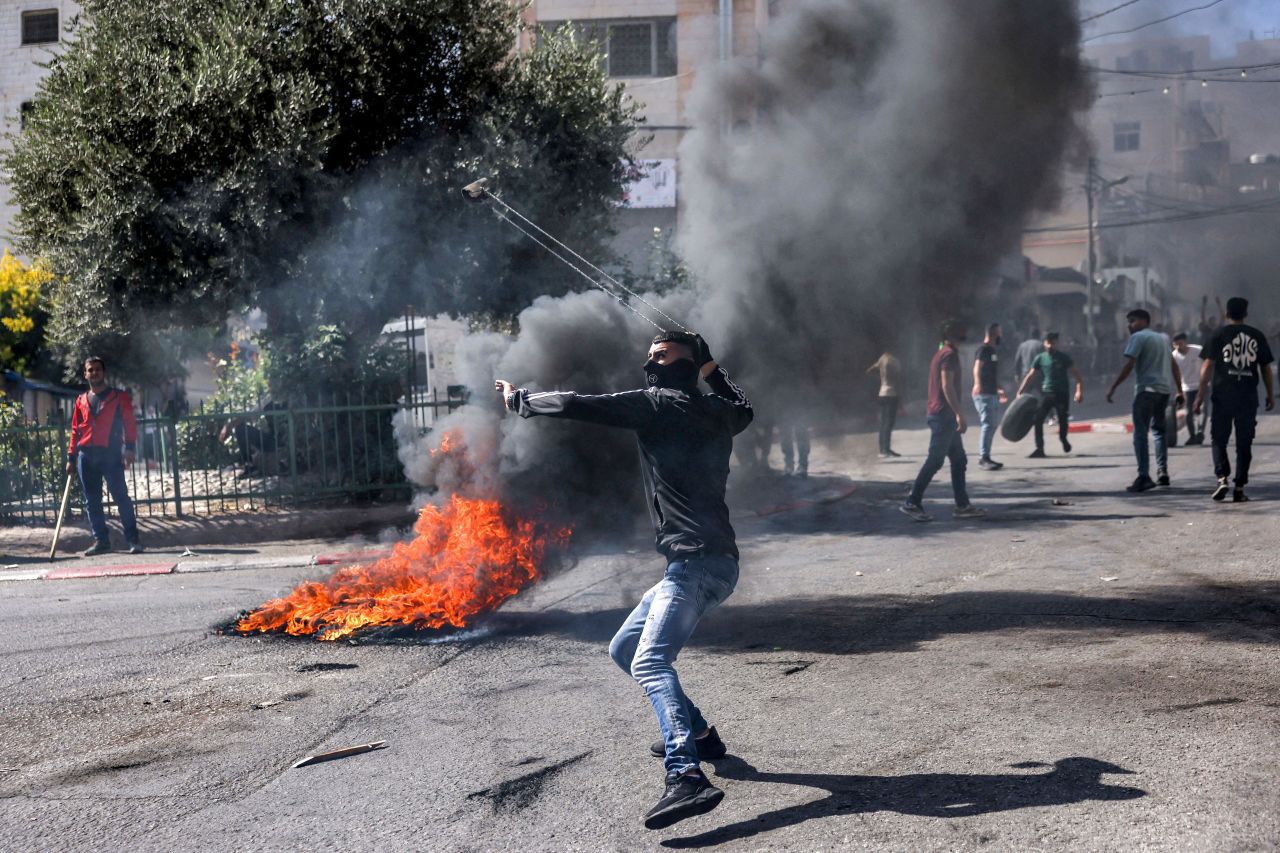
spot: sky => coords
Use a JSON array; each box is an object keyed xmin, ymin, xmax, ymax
[{"xmin": 1080, "ymin": 0, "xmax": 1280, "ymax": 56}]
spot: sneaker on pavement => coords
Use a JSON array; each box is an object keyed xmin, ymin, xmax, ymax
[
  {"xmin": 127, "ymin": 542, "xmax": 145, "ymax": 555},
  {"xmin": 82, "ymin": 542, "xmax": 112, "ymax": 557},
  {"xmin": 1212, "ymin": 478, "xmax": 1230, "ymax": 501},
  {"xmin": 1156, "ymin": 471, "xmax": 1170, "ymax": 487},
  {"xmin": 1126, "ymin": 476, "xmax": 1156, "ymax": 493},
  {"xmin": 885, "ymin": 449, "xmax": 901, "ymax": 458},
  {"xmin": 1028, "ymin": 448, "xmax": 1047, "ymax": 459},
  {"xmin": 982, "ymin": 458, "xmax": 1004, "ymax": 470},
  {"xmin": 899, "ymin": 502, "xmax": 931, "ymax": 522},
  {"xmin": 953, "ymin": 504, "xmax": 986, "ymax": 519},
  {"xmin": 651, "ymin": 727, "xmax": 727, "ymax": 760},
  {"xmin": 1061, "ymin": 440, "xmax": 1073, "ymax": 453},
  {"xmin": 1187, "ymin": 434, "xmax": 1204, "ymax": 445},
  {"xmin": 1233, "ymin": 488, "xmax": 1249, "ymax": 503},
  {"xmin": 644, "ymin": 771, "xmax": 724, "ymax": 830}
]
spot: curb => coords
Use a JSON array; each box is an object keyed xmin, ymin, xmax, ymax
[
  {"xmin": 175, "ymin": 555, "xmax": 317, "ymax": 574},
  {"xmin": 45, "ymin": 563, "xmax": 175, "ymax": 580},
  {"xmin": 1067, "ymin": 421, "xmax": 1135, "ymax": 434},
  {"xmin": 0, "ymin": 548, "xmax": 392, "ymax": 583},
  {"xmin": 314, "ymin": 549, "xmax": 391, "ymax": 566}
]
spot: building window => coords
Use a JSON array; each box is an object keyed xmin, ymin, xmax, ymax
[
  {"xmin": 1114, "ymin": 121, "xmax": 1141, "ymax": 152},
  {"xmin": 546, "ymin": 18, "xmax": 677, "ymax": 78},
  {"xmin": 21, "ymin": 9, "xmax": 59, "ymax": 45},
  {"xmin": 19, "ymin": 101, "xmax": 34, "ymax": 130}
]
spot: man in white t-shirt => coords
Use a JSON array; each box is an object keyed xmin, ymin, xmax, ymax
[{"xmin": 1172, "ymin": 332, "xmax": 1204, "ymax": 445}]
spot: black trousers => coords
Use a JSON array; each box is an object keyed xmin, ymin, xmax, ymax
[
  {"xmin": 1033, "ymin": 391, "xmax": 1071, "ymax": 450},
  {"xmin": 878, "ymin": 396, "xmax": 898, "ymax": 453},
  {"xmin": 1210, "ymin": 395, "xmax": 1258, "ymax": 485}
]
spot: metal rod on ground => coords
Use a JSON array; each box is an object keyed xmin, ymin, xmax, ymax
[
  {"xmin": 460, "ymin": 178, "xmax": 690, "ymax": 333},
  {"xmin": 48, "ymin": 473, "xmax": 73, "ymax": 561}
]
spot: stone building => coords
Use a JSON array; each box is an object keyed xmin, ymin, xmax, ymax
[{"xmin": 0, "ymin": 1, "xmax": 79, "ymax": 248}]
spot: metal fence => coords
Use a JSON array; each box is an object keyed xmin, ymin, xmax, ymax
[{"xmin": 0, "ymin": 389, "xmax": 465, "ymax": 525}]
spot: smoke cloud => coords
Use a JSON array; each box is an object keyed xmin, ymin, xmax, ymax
[{"xmin": 412, "ymin": 0, "xmax": 1092, "ymax": 535}]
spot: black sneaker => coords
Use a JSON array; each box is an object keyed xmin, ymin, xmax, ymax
[
  {"xmin": 1186, "ymin": 435, "xmax": 1204, "ymax": 446},
  {"xmin": 650, "ymin": 726, "xmax": 727, "ymax": 760},
  {"xmin": 1028, "ymin": 448, "xmax": 1047, "ymax": 459},
  {"xmin": 82, "ymin": 542, "xmax": 112, "ymax": 557},
  {"xmin": 1156, "ymin": 471, "xmax": 1170, "ymax": 487},
  {"xmin": 1126, "ymin": 476, "xmax": 1156, "ymax": 493},
  {"xmin": 885, "ymin": 450, "xmax": 901, "ymax": 458},
  {"xmin": 644, "ymin": 771, "xmax": 724, "ymax": 830},
  {"xmin": 1062, "ymin": 440, "xmax": 1073, "ymax": 453},
  {"xmin": 979, "ymin": 457, "xmax": 1004, "ymax": 470},
  {"xmin": 1212, "ymin": 478, "xmax": 1230, "ymax": 501},
  {"xmin": 1233, "ymin": 488, "xmax": 1249, "ymax": 503}
]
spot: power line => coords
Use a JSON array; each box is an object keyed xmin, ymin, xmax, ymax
[
  {"xmin": 1081, "ymin": 0, "xmax": 1147, "ymax": 25},
  {"xmin": 1083, "ymin": 0, "xmax": 1230, "ymax": 43},
  {"xmin": 1024, "ymin": 195, "xmax": 1280, "ymax": 234},
  {"xmin": 1086, "ymin": 60, "xmax": 1280, "ymax": 78}
]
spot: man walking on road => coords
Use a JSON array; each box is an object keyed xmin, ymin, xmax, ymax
[
  {"xmin": 867, "ymin": 350, "xmax": 901, "ymax": 458},
  {"xmin": 66, "ymin": 356, "xmax": 142, "ymax": 556},
  {"xmin": 1013, "ymin": 328, "xmax": 1042, "ymax": 384},
  {"xmin": 1195, "ymin": 297, "xmax": 1275, "ymax": 502},
  {"xmin": 1172, "ymin": 333, "xmax": 1205, "ymax": 445},
  {"xmin": 901, "ymin": 321, "xmax": 985, "ymax": 521},
  {"xmin": 1105, "ymin": 310, "xmax": 1183, "ymax": 493},
  {"xmin": 1016, "ymin": 332, "xmax": 1084, "ymax": 458},
  {"xmin": 495, "ymin": 330, "xmax": 751, "ymax": 830},
  {"xmin": 972, "ymin": 323, "xmax": 1008, "ymax": 470}
]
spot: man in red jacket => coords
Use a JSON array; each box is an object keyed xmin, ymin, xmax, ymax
[{"xmin": 66, "ymin": 356, "xmax": 142, "ymax": 555}]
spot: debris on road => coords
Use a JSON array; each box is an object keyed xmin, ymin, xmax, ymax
[
  {"xmin": 292, "ymin": 741, "xmax": 386, "ymax": 769},
  {"xmin": 296, "ymin": 662, "xmax": 358, "ymax": 673},
  {"xmin": 181, "ymin": 548, "xmax": 198, "ymax": 557},
  {"xmin": 253, "ymin": 699, "xmax": 283, "ymax": 710},
  {"xmin": 1101, "ymin": 576, "xmax": 1119, "ymax": 582},
  {"xmin": 1051, "ymin": 498, "xmax": 1073, "ymax": 506}
]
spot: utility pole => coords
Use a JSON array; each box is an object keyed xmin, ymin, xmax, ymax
[
  {"xmin": 1086, "ymin": 157, "xmax": 1097, "ymax": 349},
  {"xmin": 1084, "ymin": 158, "xmax": 1128, "ymax": 351}
]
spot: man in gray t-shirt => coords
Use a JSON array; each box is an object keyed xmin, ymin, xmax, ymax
[{"xmin": 1106, "ymin": 309, "xmax": 1183, "ymax": 492}]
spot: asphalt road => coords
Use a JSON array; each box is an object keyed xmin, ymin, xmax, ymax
[{"xmin": 1, "ymin": 414, "xmax": 1278, "ymax": 852}]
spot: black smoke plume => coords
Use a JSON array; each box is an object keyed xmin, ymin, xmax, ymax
[{"xmin": 410, "ymin": 0, "xmax": 1092, "ymax": 535}]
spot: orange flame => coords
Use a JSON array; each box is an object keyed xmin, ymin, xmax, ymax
[{"xmin": 236, "ymin": 466, "xmax": 570, "ymax": 640}]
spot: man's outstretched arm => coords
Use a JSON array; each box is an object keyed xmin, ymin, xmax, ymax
[{"xmin": 495, "ymin": 380, "xmax": 660, "ymax": 431}]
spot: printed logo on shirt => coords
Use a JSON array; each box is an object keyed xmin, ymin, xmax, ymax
[{"xmin": 1223, "ymin": 332, "xmax": 1259, "ymax": 375}]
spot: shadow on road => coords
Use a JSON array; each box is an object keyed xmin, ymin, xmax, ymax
[
  {"xmin": 481, "ymin": 580, "xmax": 1280, "ymax": 653},
  {"xmin": 661, "ymin": 756, "xmax": 1145, "ymax": 848}
]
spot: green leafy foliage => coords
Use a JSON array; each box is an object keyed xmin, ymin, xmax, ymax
[{"xmin": 5, "ymin": 0, "xmax": 641, "ymax": 385}]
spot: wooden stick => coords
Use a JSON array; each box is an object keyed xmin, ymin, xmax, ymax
[
  {"xmin": 49, "ymin": 473, "xmax": 74, "ymax": 562},
  {"xmin": 291, "ymin": 741, "xmax": 387, "ymax": 769}
]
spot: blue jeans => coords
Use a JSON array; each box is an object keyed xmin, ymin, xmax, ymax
[
  {"xmin": 1131, "ymin": 391, "xmax": 1169, "ymax": 479},
  {"xmin": 908, "ymin": 414, "xmax": 969, "ymax": 507},
  {"xmin": 77, "ymin": 449, "xmax": 139, "ymax": 546},
  {"xmin": 972, "ymin": 394, "xmax": 1000, "ymax": 460},
  {"xmin": 609, "ymin": 555, "xmax": 739, "ymax": 777}
]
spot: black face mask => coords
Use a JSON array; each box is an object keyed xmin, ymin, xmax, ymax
[{"xmin": 644, "ymin": 358, "xmax": 699, "ymax": 391}]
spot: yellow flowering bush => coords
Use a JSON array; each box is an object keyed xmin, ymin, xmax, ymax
[{"xmin": 0, "ymin": 250, "xmax": 52, "ymax": 372}]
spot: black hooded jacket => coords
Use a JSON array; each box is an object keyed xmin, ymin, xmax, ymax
[{"xmin": 508, "ymin": 366, "xmax": 753, "ymax": 560}]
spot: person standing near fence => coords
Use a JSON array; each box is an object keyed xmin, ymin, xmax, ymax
[
  {"xmin": 867, "ymin": 350, "xmax": 901, "ymax": 458},
  {"xmin": 66, "ymin": 356, "xmax": 142, "ymax": 556}
]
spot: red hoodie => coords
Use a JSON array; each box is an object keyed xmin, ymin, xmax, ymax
[{"xmin": 68, "ymin": 387, "xmax": 137, "ymax": 460}]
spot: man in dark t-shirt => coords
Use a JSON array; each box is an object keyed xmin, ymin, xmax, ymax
[
  {"xmin": 971, "ymin": 322, "xmax": 1008, "ymax": 470},
  {"xmin": 1194, "ymin": 297, "xmax": 1275, "ymax": 501},
  {"xmin": 901, "ymin": 320, "xmax": 985, "ymax": 522},
  {"xmin": 1016, "ymin": 332, "xmax": 1085, "ymax": 458}
]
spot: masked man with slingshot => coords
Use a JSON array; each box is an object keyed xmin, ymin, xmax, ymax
[{"xmin": 495, "ymin": 330, "xmax": 752, "ymax": 830}]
